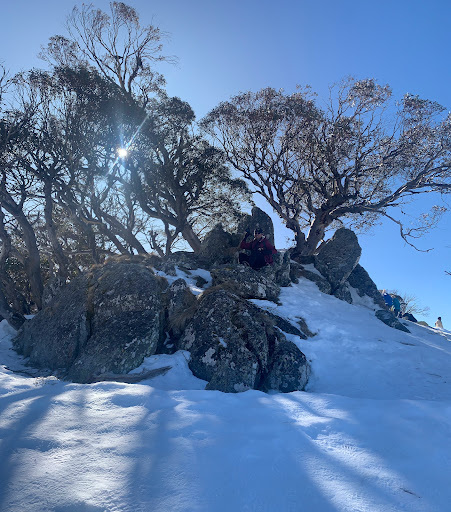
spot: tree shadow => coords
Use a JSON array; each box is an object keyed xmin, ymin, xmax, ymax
[
  {"xmin": 0, "ymin": 385, "xmax": 57, "ymax": 510},
  {"xmin": 0, "ymin": 381, "xmax": 443, "ymax": 511}
]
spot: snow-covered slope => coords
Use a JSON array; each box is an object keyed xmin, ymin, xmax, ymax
[{"xmin": 1, "ymin": 275, "xmax": 450, "ymax": 512}]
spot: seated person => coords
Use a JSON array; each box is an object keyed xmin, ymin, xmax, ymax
[
  {"xmin": 239, "ymin": 228, "xmax": 277, "ymax": 269},
  {"xmin": 435, "ymin": 316, "xmax": 443, "ymax": 329}
]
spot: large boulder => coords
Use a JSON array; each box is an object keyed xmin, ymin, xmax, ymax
[
  {"xmin": 375, "ymin": 310, "xmax": 411, "ymax": 333},
  {"xmin": 14, "ymin": 261, "xmax": 165, "ymax": 382},
  {"xmin": 211, "ymin": 264, "xmax": 280, "ymax": 302},
  {"xmin": 272, "ymin": 251, "xmax": 292, "ymax": 287},
  {"xmin": 314, "ymin": 228, "xmax": 361, "ymax": 291},
  {"xmin": 179, "ymin": 289, "xmax": 310, "ymax": 393},
  {"xmin": 15, "ymin": 273, "xmax": 91, "ymax": 371},
  {"xmin": 261, "ymin": 339, "xmax": 310, "ymax": 393},
  {"xmin": 347, "ymin": 264, "xmax": 386, "ymax": 308},
  {"xmin": 198, "ymin": 224, "xmax": 238, "ymax": 267},
  {"xmin": 333, "ymin": 283, "xmax": 353, "ymax": 304},
  {"xmin": 237, "ymin": 206, "xmax": 275, "ymax": 245}
]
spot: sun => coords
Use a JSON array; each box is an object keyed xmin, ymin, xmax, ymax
[{"xmin": 117, "ymin": 148, "xmax": 128, "ymax": 158}]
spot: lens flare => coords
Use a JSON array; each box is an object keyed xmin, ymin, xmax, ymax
[{"xmin": 117, "ymin": 148, "xmax": 128, "ymax": 158}]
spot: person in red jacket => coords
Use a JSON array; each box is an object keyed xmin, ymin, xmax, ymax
[{"xmin": 239, "ymin": 228, "xmax": 277, "ymax": 269}]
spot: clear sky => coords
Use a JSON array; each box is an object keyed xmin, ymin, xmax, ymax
[{"xmin": 1, "ymin": 0, "xmax": 450, "ymax": 324}]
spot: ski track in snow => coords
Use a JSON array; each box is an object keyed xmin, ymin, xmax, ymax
[{"xmin": 1, "ymin": 274, "xmax": 451, "ymax": 512}]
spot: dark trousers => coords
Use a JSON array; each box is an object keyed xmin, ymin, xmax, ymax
[{"xmin": 239, "ymin": 252, "xmax": 266, "ymax": 270}]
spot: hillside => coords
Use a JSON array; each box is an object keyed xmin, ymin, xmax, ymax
[{"xmin": 0, "ymin": 269, "xmax": 450, "ymax": 512}]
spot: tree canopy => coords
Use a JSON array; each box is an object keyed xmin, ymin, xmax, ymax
[
  {"xmin": 201, "ymin": 79, "xmax": 451, "ymax": 255},
  {"xmin": 0, "ymin": 3, "xmax": 249, "ymax": 321},
  {"xmin": 1, "ymin": 2, "xmax": 450, "ymax": 325}
]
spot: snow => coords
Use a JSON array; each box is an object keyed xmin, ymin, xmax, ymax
[
  {"xmin": 1, "ymin": 276, "xmax": 451, "ymax": 511},
  {"xmin": 154, "ymin": 266, "xmax": 212, "ymax": 296}
]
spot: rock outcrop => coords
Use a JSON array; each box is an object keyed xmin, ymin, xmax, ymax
[
  {"xmin": 211, "ymin": 264, "xmax": 280, "ymax": 302},
  {"xmin": 14, "ymin": 261, "xmax": 165, "ymax": 383},
  {"xmin": 179, "ymin": 289, "xmax": 310, "ymax": 393},
  {"xmin": 237, "ymin": 206, "xmax": 275, "ymax": 245},
  {"xmin": 13, "ymin": 253, "xmax": 312, "ymax": 392},
  {"xmin": 198, "ymin": 224, "xmax": 238, "ymax": 267},
  {"xmin": 314, "ymin": 228, "xmax": 361, "ymax": 292},
  {"xmin": 13, "ymin": 216, "xmax": 398, "ymax": 390},
  {"xmin": 347, "ymin": 264, "xmax": 387, "ymax": 308},
  {"xmin": 375, "ymin": 310, "xmax": 411, "ymax": 333}
]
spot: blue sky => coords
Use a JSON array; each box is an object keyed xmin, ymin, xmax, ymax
[{"xmin": 1, "ymin": 0, "xmax": 450, "ymax": 324}]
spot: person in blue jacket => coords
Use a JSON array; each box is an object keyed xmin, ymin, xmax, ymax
[
  {"xmin": 382, "ymin": 290, "xmax": 393, "ymax": 308},
  {"xmin": 392, "ymin": 296, "xmax": 401, "ymax": 317}
]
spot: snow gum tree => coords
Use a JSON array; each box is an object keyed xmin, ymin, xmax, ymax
[
  {"xmin": 201, "ymin": 78, "xmax": 451, "ymax": 255},
  {"xmin": 41, "ymin": 2, "xmax": 169, "ymax": 105},
  {"xmin": 39, "ymin": 2, "xmax": 249, "ymax": 254},
  {"xmin": 122, "ymin": 95, "xmax": 249, "ymax": 254},
  {"xmin": 0, "ymin": 3, "xmax": 251, "ymax": 320},
  {"xmin": 0, "ymin": 67, "xmax": 45, "ymax": 314}
]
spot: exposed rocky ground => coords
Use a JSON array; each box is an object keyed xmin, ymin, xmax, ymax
[{"xmin": 13, "ymin": 207, "xmax": 404, "ymax": 391}]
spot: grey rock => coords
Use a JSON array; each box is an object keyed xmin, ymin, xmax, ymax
[
  {"xmin": 179, "ymin": 289, "xmax": 310, "ymax": 393},
  {"xmin": 314, "ymin": 228, "xmax": 361, "ymax": 291},
  {"xmin": 14, "ymin": 262, "xmax": 166, "ymax": 383},
  {"xmin": 179, "ymin": 290, "xmax": 268, "ymax": 390},
  {"xmin": 263, "ymin": 309, "xmax": 315, "ymax": 341},
  {"xmin": 266, "ymin": 311, "xmax": 306, "ymax": 338},
  {"xmin": 291, "ymin": 265, "xmax": 332, "ymax": 294},
  {"xmin": 211, "ymin": 264, "xmax": 280, "ymax": 302},
  {"xmin": 42, "ymin": 276, "xmax": 66, "ymax": 307},
  {"xmin": 195, "ymin": 275, "xmax": 209, "ymax": 288},
  {"xmin": 288, "ymin": 248, "xmax": 315, "ymax": 266},
  {"xmin": 165, "ymin": 278, "xmax": 197, "ymax": 341},
  {"xmin": 296, "ymin": 316, "xmax": 316, "ymax": 338},
  {"xmin": 260, "ymin": 339, "xmax": 310, "ymax": 393},
  {"xmin": 153, "ymin": 251, "xmax": 200, "ymax": 276},
  {"xmin": 333, "ymin": 283, "xmax": 353, "ymax": 304},
  {"xmin": 241, "ymin": 251, "xmax": 290, "ymax": 288},
  {"xmin": 199, "ymin": 224, "xmax": 238, "ymax": 267},
  {"xmin": 375, "ymin": 310, "xmax": 411, "ymax": 333},
  {"xmin": 272, "ymin": 251, "xmax": 292, "ymax": 287},
  {"xmin": 347, "ymin": 264, "xmax": 386, "ymax": 308},
  {"xmin": 153, "ymin": 259, "xmax": 177, "ymax": 276},
  {"xmin": 14, "ymin": 273, "xmax": 91, "ymax": 371},
  {"xmin": 69, "ymin": 263, "xmax": 165, "ymax": 382},
  {"xmin": 237, "ymin": 207, "xmax": 275, "ymax": 245},
  {"xmin": 401, "ymin": 312, "xmax": 417, "ymax": 323},
  {"xmin": 289, "ymin": 260, "xmax": 302, "ymax": 284}
]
